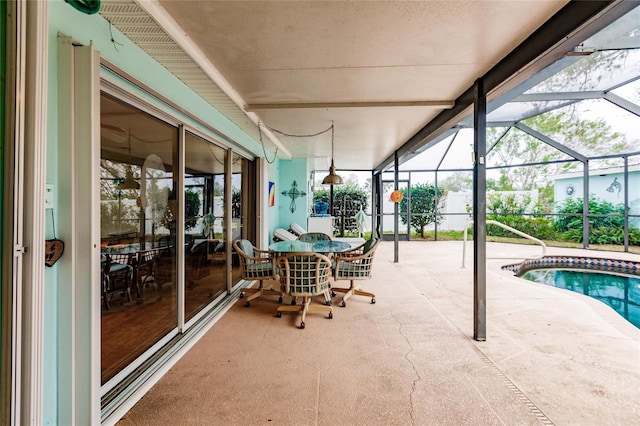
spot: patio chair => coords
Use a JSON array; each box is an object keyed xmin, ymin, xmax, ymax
[
  {"xmin": 297, "ymin": 232, "xmax": 334, "ymax": 304},
  {"xmin": 233, "ymin": 239, "xmax": 283, "ymax": 307},
  {"xmin": 273, "ymin": 228, "xmax": 297, "ymax": 242},
  {"xmin": 276, "ymin": 252, "xmax": 333, "ymax": 329},
  {"xmin": 332, "ymin": 238, "xmax": 379, "ymax": 307},
  {"xmin": 289, "ymin": 222, "xmax": 306, "ymax": 236},
  {"xmin": 297, "ymin": 232, "xmax": 332, "ymax": 242}
]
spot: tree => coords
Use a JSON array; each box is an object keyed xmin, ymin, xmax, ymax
[
  {"xmin": 159, "ymin": 188, "xmax": 202, "ymax": 231},
  {"xmin": 439, "ymin": 173, "xmax": 472, "ymax": 193},
  {"xmin": 398, "ymin": 183, "xmax": 447, "ymax": 238},
  {"xmin": 486, "ymin": 109, "xmax": 633, "ymax": 211},
  {"xmin": 232, "ymin": 188, "xmax": 241, "ymax": 219},
  {"xmin": 485, "ymin": 49, "xmax": 636, "ymax": 201}
]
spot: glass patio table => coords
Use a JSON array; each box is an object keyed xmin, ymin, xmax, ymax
[{"xmin": 268, "ymin": 239, "xmax": 351, "ymax": 254}]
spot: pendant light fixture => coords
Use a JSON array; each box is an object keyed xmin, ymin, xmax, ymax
[
  {"xmin": 118, "ymin": 133, "xmax": 140, "ymax": 190},
  {"xmin": 322, "ymin": 122, "xmax": 343, "ymax": 185}
]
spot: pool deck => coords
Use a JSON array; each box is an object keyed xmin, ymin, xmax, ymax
[{"xmin": 118, "ymin": 241, "xmax": 639, "ymax": 425}]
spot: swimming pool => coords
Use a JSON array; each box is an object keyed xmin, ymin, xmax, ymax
[
  {"xmin": 521, "ymin": 269, "xmax": 640, "ymax": 328},
  {"xmin": 503, "ymin": 255, "xmax": 640, "ymax": 329}
]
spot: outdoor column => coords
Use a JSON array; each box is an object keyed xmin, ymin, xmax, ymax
[
  {"xmin": 623, "ymin": 156, "xmax": 629, "ymax": 252},
  {"xmin": 473, "ymin": 78, "xmax": 487, "ymax": 341},
  {"xmin": 582, "ymin": 161, "xmax": 589, "ymax": 249},
  {"xmin": 394, "ymin": 152, "xmax": 399, "ymax": 263}
]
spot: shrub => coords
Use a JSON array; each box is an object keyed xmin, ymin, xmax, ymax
[
  {"xmin": 554, "ymin": 197, "xmax": 637, "ymax": 245},
  {"xmin": 314, "ymin": 184, "xmax": 368, "ymax": 234},
  {"xmin": 487, "ymin": 215, "xmax": 556, "ymax": 240}
]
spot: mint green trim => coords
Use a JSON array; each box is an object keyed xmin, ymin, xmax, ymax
[{"xmin": 44, "ymin": 2, "xmax": 289, "ymax": 422}]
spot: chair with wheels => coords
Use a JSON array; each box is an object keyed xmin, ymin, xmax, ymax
[
  {"xmin": 297, "ymin": 232, "xmax": 334, "ymax": 304},
  {"xmin": 276, "ymin": 252, "xmax": 333, "ymax": 329},
  {"xmin": 332, "ymin": 238, "xmax": 379, "ymax": 307},
  {"xmin": 233, "ymin": 239, "xmax": 283, "ymax": 307}
]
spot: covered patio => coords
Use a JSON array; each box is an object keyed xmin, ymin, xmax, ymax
[
  {"xmin": 4, "ymin": 2, "xmax": 640, "ymax": 424},
  {"xmin": 118, "ymin": 241, "xmax": 639, "ymax": 425}
]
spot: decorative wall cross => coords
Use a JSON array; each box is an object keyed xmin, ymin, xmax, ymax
[{"xmin": 281, "ymin": 180, "xmax": 306, "ymax": 213}]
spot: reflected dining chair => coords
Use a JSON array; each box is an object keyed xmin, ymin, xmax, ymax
[
  {"xmin": 233, "ymin": 239, "xmax": 283, "ymax": 307},
  {"xmin": 276, "ymin": 252, "xmax": 333, "ymax": 329},
  {"xmin": 136, "ymin": 248, "xmax": 162, "ymax": 293},
  {"xmin": 332, "ymin": 238, "xmax": 379, "ymax": 307},
  {"xmin": 102, "ymin": 253, "xmax": 135, "ymax": 310}
]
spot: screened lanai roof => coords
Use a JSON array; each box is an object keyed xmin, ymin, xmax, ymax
[{"xmin": 399, "ymin": 5, "xmax": 640, "ymax": 172}]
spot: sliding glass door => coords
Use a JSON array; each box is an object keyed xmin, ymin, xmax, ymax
[
  {"xmin": 184, "ymin": 132, "xmax": 228, "ymax": 321},
  {"xmin": 100, "ymin": 93, "xmax": 178, "ymax": 384},
  {"xmin": 99, "ymin": 90, "xmax": 258, "ymax": 390}
]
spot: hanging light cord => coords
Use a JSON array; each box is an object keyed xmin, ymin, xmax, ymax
[
  {"xmin": 260, "ymin": 121, "xmax": 333, "ymax": 138},
  {"xmin": 258, "ymin": 125, "xmax": 279, "ymax": 164},
  {"xmin": 331, "ymin": 121, "xmax": 335, "ymax": 158},
  {"xmin": 257, "ymin": 121, "xmax": 334, "ymax": 164}
]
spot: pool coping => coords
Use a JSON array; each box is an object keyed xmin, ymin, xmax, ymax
[{"xmin": 502, "ymin": 255, "xmax": 640, "ymax": 277}]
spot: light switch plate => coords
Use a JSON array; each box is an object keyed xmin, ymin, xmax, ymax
[{"xmin": 45, "ymin": 184, "xmax": 54, "ymax": 209}]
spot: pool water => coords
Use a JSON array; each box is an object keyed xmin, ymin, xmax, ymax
[{"xmin": 521, "ymin": 269, "xmax": 640, "ymax": 329}]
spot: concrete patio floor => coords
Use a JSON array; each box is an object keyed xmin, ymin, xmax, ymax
[{"xmin": 118, "ymin": 241, "xmax": 639, "ymax": 425}]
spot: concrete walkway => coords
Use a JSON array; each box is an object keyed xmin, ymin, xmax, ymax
[{"xmin": 118, "ymin": 241, "xmax": 639, "ymax": 425}]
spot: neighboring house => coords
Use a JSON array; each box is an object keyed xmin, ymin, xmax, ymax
[{"xmin": 553, "ymin": 165, "xmax": 640, "ymax": 228}]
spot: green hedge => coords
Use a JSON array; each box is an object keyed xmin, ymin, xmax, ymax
[
  {"xmin": 483, "ymin": 197, "xmax": 640, "ymax": 246},
  {"xmin": 487, "ymin": 215, "xmax": 556, "ymax": 240}
]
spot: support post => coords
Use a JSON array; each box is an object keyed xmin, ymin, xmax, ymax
[
  {"xmin": 434, "ymin": 171, "xmax": 439, "ymax": 241},
  {"xmin": 393, "ymin": 152, "xmax": 399, "ymax": 263},
  {"xmin": 582, "ymin": 161, "xmax": 589, "ymax": 249},
  {"xmin": 473, "ymin": 79, "xmax": 487, "ymax": 341},
  {"xmin": 623, "ymin": 156, "xmax": 629, "ymax": 252}
]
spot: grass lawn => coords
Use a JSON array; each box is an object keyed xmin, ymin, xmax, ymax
[{"xmin": 394, "ymin": 231, "xmax": 640, "ymax": 254}]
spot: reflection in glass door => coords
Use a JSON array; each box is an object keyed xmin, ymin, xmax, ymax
[
  {"xmin": 99, "ymin": 91, "xmax": 258, "ymax": 392},
  {"xmin": 184, "ymin": 133, "xmax": 227, "ymax": 321},
  {"xmin": 100, "ymin": 93, "xmax": 178, "ymax": 384}
]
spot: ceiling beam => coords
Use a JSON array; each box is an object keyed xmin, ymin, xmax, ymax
[
  {"xmin": 245, "ymin": 100, "xmax": 454, "ymax": 111},
  {"xmin": 375, "ymin": 0, "xmax": 638, "ymax": 173},
  {"xmin": 604, "ymin": 92, "xmax": 640, "ymax": 117},
  {"xmin": 513, "ymin": 91, "xmax": 606, "ymax": 102}
]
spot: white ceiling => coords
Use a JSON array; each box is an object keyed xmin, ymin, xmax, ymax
[{"xmin": 101, "ymin": 0, "xmax": 568, "ymax": 170}]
